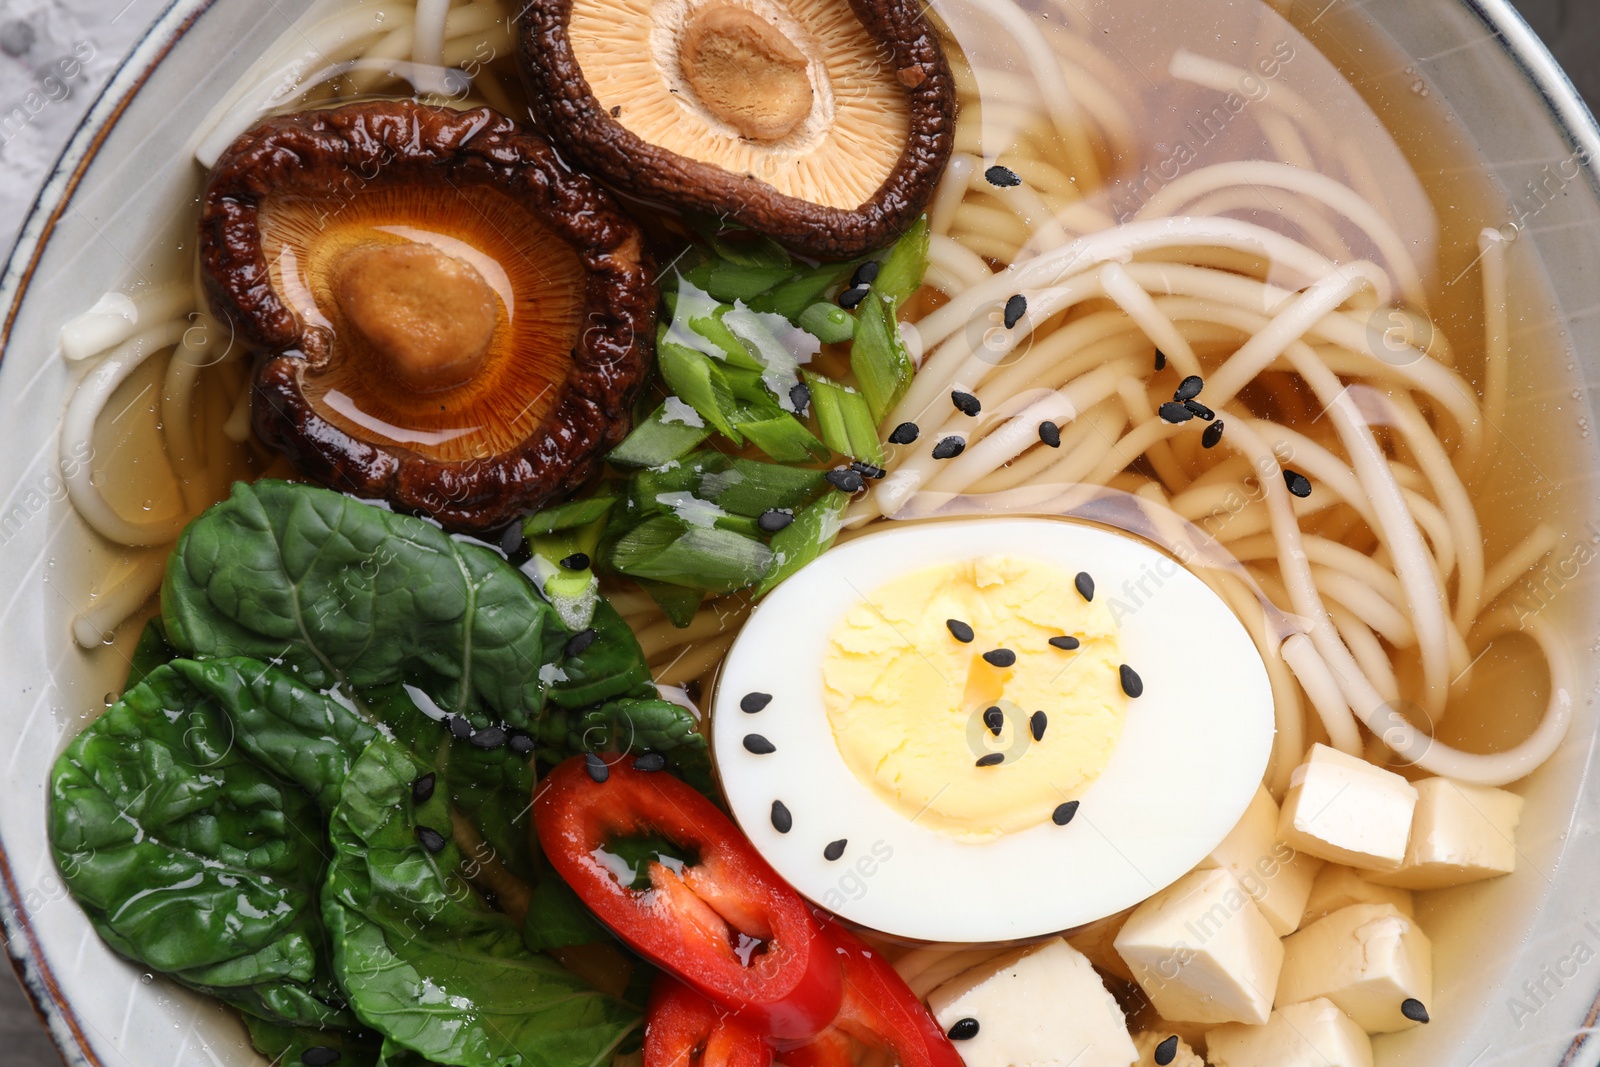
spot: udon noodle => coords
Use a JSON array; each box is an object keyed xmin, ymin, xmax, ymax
[{"xmin": 57, "ymin": 0, "xmax": 1569, "ymax": 902}]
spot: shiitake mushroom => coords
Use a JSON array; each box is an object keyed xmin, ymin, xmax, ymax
[
  {"xmin": 200, "ymin": 100, "xmax": 656, "ymax": 532},
  {"xmin": 515, "ymin": 0, "xmax": 956, "ymax": 258}
]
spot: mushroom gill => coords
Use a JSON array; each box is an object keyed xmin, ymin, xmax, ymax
[
  {"xmin": 200, "ymin": 100, "xmax": 655, "ymax": 531},
  {"xmin": 518, "ymin": 0, "xmax": 954, "ymax": 257}
]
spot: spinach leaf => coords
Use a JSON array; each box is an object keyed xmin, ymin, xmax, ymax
[
  {"xmin": 171, "ymin": 657, "xmax": 378, "ymax": 812},
  {"xmin": 243, "ymin": 1016, "xmax": 382, "ymax": 1067},
  {"xmin": 162, "ymin": 480, "xmax": 568, "ymax": 731},
  {"xmin": 521, "ymin": 879, "xmax": 611, "ymax": 954},
  {"xmin": 547, "ymin": 601, "xmax": 657, "ymax": 710},
  {"xmin": 323, "ymin": 739, "xmax": 640, "ymax": 1067},
  {"xmin": 125, "ymin": 616, "xmax": 176, "ymax": 689},
  {"xmin": 48, "ymin": 665, "xmax": 351, "ymax": 1029}
]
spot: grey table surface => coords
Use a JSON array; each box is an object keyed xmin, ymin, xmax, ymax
[{"xmin": 0, "ymin": 0, "xmax": 1594, "ymax": 1062}]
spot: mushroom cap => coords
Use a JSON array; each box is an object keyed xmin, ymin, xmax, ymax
[
  {"xmin": 200, "ymin": 100, "xmax": 655, "ymax": 532},
  {"xmin": 516, "ymin": 0, "xmax": 955, "ymax": 259}
]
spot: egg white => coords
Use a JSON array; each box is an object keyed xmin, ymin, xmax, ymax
[{"xmin": 710, "ymin": 517, "xmax": 1274, "ymax": 943}]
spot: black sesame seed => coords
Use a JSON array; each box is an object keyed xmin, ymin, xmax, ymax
[
  {"xmin": 1154, "ymin": 350, "xmax": 1167, "ymax": 371},
  {"xmin": 853, "ymin": 261, "xmax": 881, "ymax": 287},
  {"xmin": 470, "ymin": 726, "xmax": 506, "ymax": 750},
  {"xmin": 952, "ymin": 390, "xmax": 982, "ymax": 417},
  {"xmin": 633, "ymin": 752, "xmax": 667, "ymax": 772},
  {"xmin": 411, "ymin": 773, "xmax": 436, "ymax": 804},
  {"xmin": 508, "ymin": 731, "xmax": 535, "ymax": 756},
  {"xmin": 1202, "ymin": 420, "xmax": 1225, "ymax": 449},
  {"xmin": 1284, "ymin": 469, "xmax": 1313, "ymax": 498},
  {"xmin": 1158, "ymin": 401, "xmax": 1195, "ymax": 424},
  {"xmin": 1075, "ymin": 572, "xmax": 1095, "ymax": 602},
  {"xmin": 741, "ymin": 692, "xmax": 773, "ymax": 714},
  {"xmin": 1003, "ymin": 294, "xmax": 1027, "ymax": 329},
  {"xmin": 947, "ymin": 619, "xmax": 975, "ymax": 643},
  {"xmin": 448, "ymin": 715, "xmax": 473, "ymax": 740},
  {"xmin": 771, "ymin": 800, "xmax": 793, "ymax": 833},
  {"xmin": 415, "ymin": 825, "xmax": 447, "ymax": 853},
  {"xmin": 1030, "ymin": 711, "xmax": 1047, "ymax": 741},
  {"xmin": 1038, "ymin": 421, "xmax": 1062, "ymax": 448},
  {"xmin": 823, "ymin": 839, "xmax": 847, "ymax": 861},
  {"xmin": 984, "ymin": 164, "xmax": 1022, "ymax": 187},
  {"xmin": 850, "ymin": 461, "xmax": 887, "ymax": 479},
  {"xmin": 1154, "ymin": 1036, "xmax": 1178, "ymax": 1066},
  {"xmin": 1049, "ymin": 635, "xmax": 1081, "ymax": 651},
  {"xmin": 975, "ymin": 753, "xmax": 1005, "ymax": 768},
  {"xmin": 743, "ymin": 734, "xmax": 777, "ymax": 755},
  {"xmin": 758, "ymin": 509, "xmax": 793, "ymax": 533},
  {"xmin": 947, "ymin": 1018, "xmax": 980, "ymax": 1041},
  {"xmin": 888, "ymin": 421, "xmax": 920, "ymax": 445},
  {"xmin": 565, "ymin": 628, "xmax": 598, "ymax": 657},
  {"xmin": 558, "ymin": 552, "xmax": 591, "ymax": 571},
  {"xmin": 931, "ymin": 435, "xmax": 966, "ymax": 460},
  {"xmin": 982, "ymin": 648, "xmax": 1016, "ymax": 668},
  {"xmin": 301, "ymin": 1048, "xmax": 342, "ymax": 1067},
  {"xmin": 1052, "ymin": 800, "xmax": 1080, "ymax": 826},
  {"xmin": 1183, "ymin": 399, "xmax": 1214, "ymax": 421},
  {"xmin": 585, "ymin": 752, "xmax": 610, "ymax": 782},
  {"xmin": 789, "ymin": 381, "xmax": 811, "ymax": 415},
  {"xmin": 1401, "ymin": 998, "xmax": 1430, "ymax": 1024},
  {"xmin": 825, "ymin": 468, "xmax": 866, "ymax": 493},
  {"xmin": 1174, "ymin": 375, "xmax": 1204, "ymax": 402},
  {"xmin": 838, "ymin": 285, "xmax": 869, "ymax": 310},
  {"xmin": 1119, "ymin": 664, "xmax": 1144, "ymax": 698},
  {"xmin": 983, "ymin": 706, "xmax": 1004, "ymax": 735}
]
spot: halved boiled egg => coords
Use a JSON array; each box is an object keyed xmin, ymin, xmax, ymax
[{"xmin": 710, "ymin": 518, "xmax": 1273, "ymax": 943}]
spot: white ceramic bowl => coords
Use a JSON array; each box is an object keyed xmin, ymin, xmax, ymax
[{"xmin": 5, "ymin": 1, "xmax": 1600, "ymax": 1064}]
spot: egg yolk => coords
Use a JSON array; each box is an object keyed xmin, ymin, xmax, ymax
[{"xmin": 821, "ymin": 556, "xmax": 1128, "ymax": 842}]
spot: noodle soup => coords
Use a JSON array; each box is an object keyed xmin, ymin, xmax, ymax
[{"xmin": 29, "ymin": 0, "xmax": 1600, "ymax": 1063}]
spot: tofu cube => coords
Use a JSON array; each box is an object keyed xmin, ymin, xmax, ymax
[
  {"xmin": 1205, "ymin": 998, "xmax": 1373, "ymax": 1067},
  {"xmin": 1276, "ymin": 904, "xmax": 1432, "ymax": 1033},
  {"xmin": 928, "ymin": 938, "xmax": 1136, "ymax": 1067},
  {"xmin": 1302, "ymin": 865, "xmax": 1414, "ymax": 924},
  {"xmin": 1133, "ymin": 1031, "xmax": 1204, "ymax": 1066},
  {"xmin": 1114, "ymin": 869, "xmax": 1284, "ymax": 1026},
  {"xmin": 1277, "ymin": 744, "xmax": 1417, "ymax": 871},
  {"xmin": 1197, "ymin": 785, "xmax": 1324, "ymax": 935},
  {"xmin": 1364, "ymin": 777, "xmax": 1523, "ymax": 890}
]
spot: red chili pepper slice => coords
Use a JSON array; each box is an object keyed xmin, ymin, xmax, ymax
[
  {"xmin": 534, "ymin": 756, "xmax": 843, "ymax": 1039},
  {"xmin": 784, "ymin": 921, "xmax": 965, "ymax": 1067},
  {"xmin": 645, "ymin": 978, "xmax": 774, "ymax": 1067}
]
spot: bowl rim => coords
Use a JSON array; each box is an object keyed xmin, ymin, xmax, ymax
[{"xmin": 2, "ymin": 0, "xmax": 1599, "ymax": 1064}]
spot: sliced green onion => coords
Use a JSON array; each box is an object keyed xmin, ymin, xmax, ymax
[
  {"xmin": 522, "ymin": 496, "xmax": 618, "ymax": 537},
  {"xmin": 707, "ymin": 262, "xmax": 794, "ymax": 304},
  {"xmin": 702, "ymin": 458, "xmax": 826, "ymax": 516},
  {"xmin": 805, "ymin": 373, "xmax": 884, "ymax": 464},
  {"xmin": 850, "ymin": 291, "xmax": 913, "ymax": 424},
  {"xmin": 755, "ymin": 493, "xmax": 848, "ymax": 596},
  {"xmin": 749, "ymin": 262, "xmax": 855, "ymax": 321},
  {"xmin": 608, "ymin": 516, "xmax": 773, "ymax": 594},
  {"xmin": 523, "ymin": 517, "xmax": 606, "ymax": 630},
  {"xmin": 609, "ymin": 402, "xmax": 711, "ymax": 468},
  {"xmin": 798, "ymin": 302, "xmax": 856, "ymax": 344},
  {"xmin": 734, "ymin": 409, "xmax": 830, "ymax": 464},
  {"xmin": 657, "ymin": 342, "xmax": 743, "ymax": 443},
  {"xmin": 635, "ymin": 578, "xmax": 705, "ymax": 628},
  {"xmin": 873, "ymin": 216, "xmax": 930, "ymax": 305}
]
